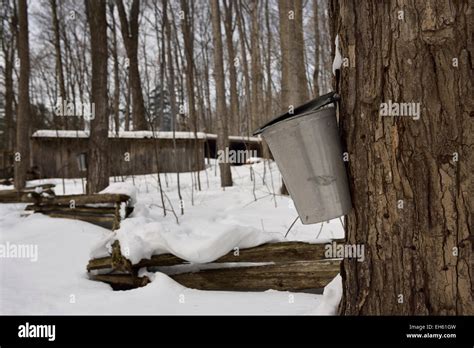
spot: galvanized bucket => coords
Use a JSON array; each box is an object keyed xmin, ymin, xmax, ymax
[{"xmin": 254, "ymin": 92, "xmax": 351, "ymax": 224}]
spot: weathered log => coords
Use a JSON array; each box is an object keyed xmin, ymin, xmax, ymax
[
  {"xmin": 170, "ymin": 260, "xmax": 340, "ymax": 291},
  {"xmin": 46, "ymin": 212, "xmax": 117, "ymax": 230},
  {"xmin": 89, "ymin": 260, "xmax": 340, "ymax": 291},
  {"xmin": 86, "ymin": 239, "xmax": 345, "ymax": 271},
  {"xmin": 90, "ymin": 274, "xmax": 150, "ymax": 290},
  {"xmin": 36, "ymin": 193, "xmax": 130, "ymax": 206},
  {"xmin": 25, "ymin": 204, "xmax": 117, "ymax": 215}
]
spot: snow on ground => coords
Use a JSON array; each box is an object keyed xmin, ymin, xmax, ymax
[{"xmin": 0, "ymin": 160, "xmax": 343, "ymax": 315}]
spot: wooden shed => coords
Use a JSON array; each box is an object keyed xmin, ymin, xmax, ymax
[{"xmin": 31, "ymin": 130, "xmax": 208, "ymax": 179}]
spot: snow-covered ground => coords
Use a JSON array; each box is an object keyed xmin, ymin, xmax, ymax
[{"xmin": 0, "ymin": 160, "xmax": 343, "ymax": 315}]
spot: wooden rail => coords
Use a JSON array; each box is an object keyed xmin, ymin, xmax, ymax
[{"xmin": 87, "ymin": 240, "xmax": 343, "ymax": 291}]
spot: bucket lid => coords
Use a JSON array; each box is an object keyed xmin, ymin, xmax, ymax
[{"xmin": 253, "ymin": 91, "xmax": 339, "ymax": 135}]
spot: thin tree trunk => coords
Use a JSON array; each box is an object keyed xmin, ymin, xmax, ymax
[
  {"xmin": 164, "ymin": 0, "xmax": 183, "ymax": 214},
  {"xmin": 86, "ymin": 0, "xmax": 109, "ymax": 193},
  {"xmin": 14, "ymin": 0, "xmax": 30, "ymax": 191},
  {"xmin": 250, "ymin": 0, "xmax": 263, "ymax": 133},
  {"xmin": 312, "ymin": 0, "xmax": 320, "ymax": 97},
  {"xmin": 2, "ymin": 5, "xmax": 15, "ymax": 152},
  {"xmin": 109, "ymin": 2, "xmax": 120, "ymax": 135},
  {"xmin": 223, "ymin": 0, "xmax": 239, "ymax": 136},
  {"xmin": 180, "ymin": 0, "xmax": 201, "ymax": 191},
  {"xmin": 236, "ymin": 0, "xmax": 251, "ymax": 136},
  {"xmin": 210, "ymin": 0, "xmax": 232, "ymax": 187},
  {"xmin": 331, "ymin": 0, "xmax": 473, "ymax": 315},
  {"xmin": 116, "ymin": 0, "xmax": 147, "ymax": 130}
]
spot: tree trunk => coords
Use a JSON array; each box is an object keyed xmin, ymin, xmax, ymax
[
  {"xmin": 116, "ymin": 0, "xmax": 148, "ymax": 130},
  {"xmin": 330, "ymin": 0, "xmax": 473, "ymax": 315},
  {"xmin": 109, "ymin": 1, "xmax": 121, "ymax": 135},
  {"xmin": 312, "ymin": 0, "xmax": 320, "ymax": 97},
  {"xmin": 50, "ymin": 0, "xmax": 67, "ymax": 130},
  {"xmin": 236, "ymin": 0, "xmax": 251, "ymax": 136},
  {"xmin": 278, "ymin": 0, "xmax": 309, "ymax": 195},
  {"xmin": 180, "ymin": 0, "xmax": 201, "ymax": 190},
  {"xmin": 250, "ymin": 0, "xmax": 263, "ymax": 133},
  {"xmin": 14, "ymin": 0, "xmax": 30, "ymax": 191},
  {"xmin": 210, "ymin": 0, "xmax": 232, "ymax": 187},
  {"xmin": 223, "ymin": 0, "xmax": 239, "ymax": 136},
  {"xmin": 2, "ymin": 8, "xmax": 15, "ymax": 152},
  {"xmin": 86, "ymin": 0, "xmax": 109, "ymax": 194}
]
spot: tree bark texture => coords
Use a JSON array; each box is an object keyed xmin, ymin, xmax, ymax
[
  {"xmin": 330, "ymin": 0, "xmax": 473, "ymax": 315},
  {"xmin": 14, "ymin": 0, "xmax": 30, "ymax": 191},
  {"xmin": 86, "ymin": 0, "xmax": 109, "ymax": 194},
  {"xmin": 210, "ymin": 0, "xmax": 232, "ymax": 187}
]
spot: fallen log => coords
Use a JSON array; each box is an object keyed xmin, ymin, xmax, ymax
[
  {"xmin": 25, "ymin": 204, "xmax": 118, "ymax": 215},
  {"xmin": 170, "ymin": 260, "xmax": 340, "ymax": 291},
  {"xmin": 36, "ymin": 193, "xmax": 130, "ymax": 206},
  {"xmin": 86, "ymin": 239, "xmax": 345, "ymax": 271},
  {"xmin": 89, "ymin": 260, "xmax": 340, "ymax": 291},
  {"xmin": 46, "ymin": 212, "xmax": 117, "ymax": 230}
]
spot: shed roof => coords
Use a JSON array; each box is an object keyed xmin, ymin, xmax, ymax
[{"xmin": 31, "ymin": 130, "xmax": 262, "ymax": 142}]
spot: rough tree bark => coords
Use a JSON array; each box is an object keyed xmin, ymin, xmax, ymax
[
  {"xmin": 330, "ymin": 0, "xmax": 473, "ymax": 315},
  {"xmin": 116, "ymin": 0, "xmax": 147, "ymax": 130},
  {"xmin": 14, "ymin": 0, "xmax": 30, "ymax": 191},
  {"xmin": 210, "ymin": 0, "xmax": 232, "ymax": 187},
  {"xmin": 86, "ymin": 0, "xmax": 109, "ymax": 193}
]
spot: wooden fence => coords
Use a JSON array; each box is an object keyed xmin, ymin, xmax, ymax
[{"xmin": 87, "ymin": 239, "xmax": 342, "ymax": 291}]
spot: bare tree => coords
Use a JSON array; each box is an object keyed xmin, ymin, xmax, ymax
[
  {"xmin": 109, "ymin": 1, "xmax": 121, "ymax": 135},
  {"xmin": 116, "ymin": 0, "xmax": 147, "ymax": 130},
  {"xmin": 14, "ymin": 0, "xmax": 30, "ymax": 190},
  {"xmin": 312, "ymin": 0, "xmax": 320, "ymax": 97},
  {"xmin": 222, "ymin": 0, "xmax": 239, "ymax": 135},
  {"xmin": 85, "ymin": 0, "xmax": 109, "ymax": 193},
  {"xmin": 235, "ymin": 0, "xmax": 251, "ymax": 136},
  {"xmin": 1, "ymin": 0, "xmax": 16, "ymax": 152},
  {"xmin": 180, "ymin": 0, "xmax": 201, "ymax": 191},
  {"xmin": 278, "ymin": 0, "xmax": 309, "ymax": 195},
  {"xmin": 50, "ymin": 0, "xmax": 67, "ymax": 129},
  {"xmin": 210, "ymin": 0, "xmax": 232, "ymax": 187}
]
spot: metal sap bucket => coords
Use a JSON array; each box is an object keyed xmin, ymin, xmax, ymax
[{"xmin": 254, "ymin": 92, "xmax": 351, "ymax": 224}]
